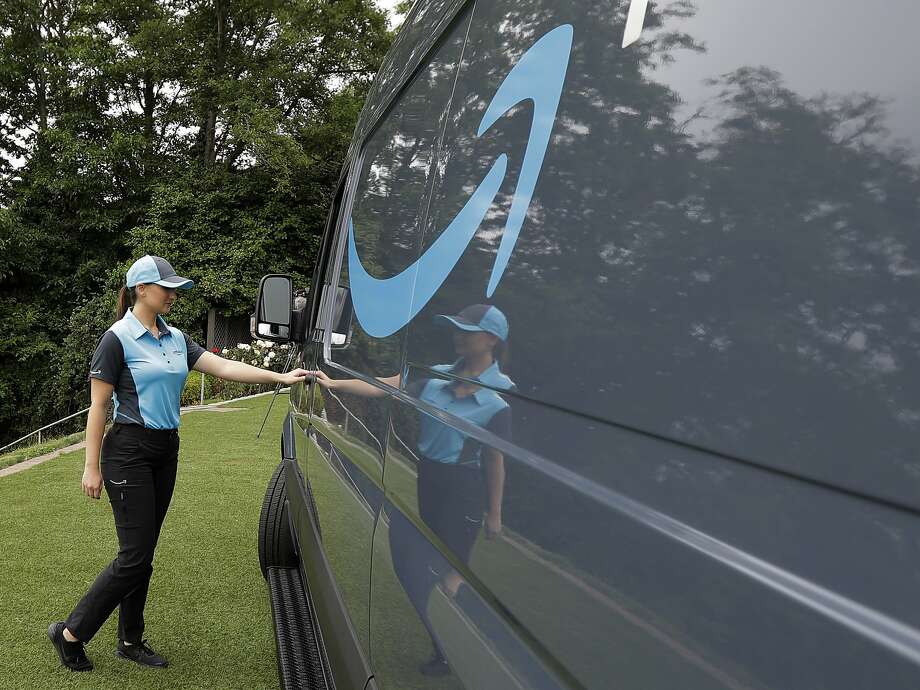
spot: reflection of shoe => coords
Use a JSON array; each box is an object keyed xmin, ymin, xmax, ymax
[
  {"xmin": 47, "ymin": 622, "xmax": 93, "ymax": 671},
  {"xmin": 419, "ymin": 653, "xmax": 451, "ymax": 677},
  {"xmin": 115, "ymin": 638, "xmax": 168, "ymax": 667}
]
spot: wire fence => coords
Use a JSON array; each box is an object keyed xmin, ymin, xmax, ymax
[
  {"xmin": 208, "ymin": 310, "xmax": 253, "ymax": 353},
  {"xmin": 0, "ymin": 406, "xmax": 107, "ymax": 456}
]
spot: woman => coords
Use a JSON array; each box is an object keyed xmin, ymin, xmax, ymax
[
  {"xmin": 307, "ymin": 303, "xmax": 514, "ymax": 676},
  {"xmin": 47, "ymin": 254, "xmax": 310, "ymax": 672}
]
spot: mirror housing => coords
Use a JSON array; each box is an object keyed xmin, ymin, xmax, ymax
[{"xmin": 251, "ymin": 274, "xmax": 293, "ymax": 342}]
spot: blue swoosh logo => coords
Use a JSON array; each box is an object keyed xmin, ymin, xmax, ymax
[{"xmin": 347, "ymin": 24, "xmax": 573, "ymax": 338}]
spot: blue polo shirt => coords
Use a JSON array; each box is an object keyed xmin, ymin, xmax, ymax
[
  {"xmin": 87, "ymin": 307, "xmax": 206, "ymax": 429},
  {"xmin": 408, "ymin": 359, "xmax": 515, "ymax": 466}
]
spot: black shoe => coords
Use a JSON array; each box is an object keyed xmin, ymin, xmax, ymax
[
  {"xmin": 47, "ymin": 622, "xmax": 93, "ymax": 672},
  {"xmin": 115, "ymin": 638, "xmax": 168, "ymax": 668},
  {"xmin": 419, "ymin": 653, "xmax": 450, "ymax": 677}
]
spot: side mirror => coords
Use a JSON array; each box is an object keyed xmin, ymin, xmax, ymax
[
  {"xmin": 251, "ymin": 274, "xmax": 292, "ymax": 342},
  {"xmin": 330, "ymin": 286, "xmax": 353, "ymax": 348}
]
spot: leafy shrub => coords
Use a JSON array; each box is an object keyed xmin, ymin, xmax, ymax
[
  {"xmin": 220, "ymin": 339, "xmax": 293, "ymax": 372},
  {"xmin": 181, "ymin": 371, "xmax": 214, "ymax": 406},
  {"xmin": 188, "ymin": 339, "xmax": 295, "ymax": 403},
  {"xmin": 210, "ymin": 379, "xmax": 260, "ymax": 400}
]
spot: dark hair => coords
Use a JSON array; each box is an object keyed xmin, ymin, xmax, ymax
[{"xmin": 116, "ymin": 285, "xmax": 136, "ymax": 321}]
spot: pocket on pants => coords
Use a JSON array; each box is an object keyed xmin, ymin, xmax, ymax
[{"xmin": 104, "ymin": 478, "xmax": 143, "ymax": 528}]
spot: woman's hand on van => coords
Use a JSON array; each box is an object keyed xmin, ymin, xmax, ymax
[
  {"xmin": 278, "ymin": 368, "xmax": 313, "ymax": 385},
  {"xmin": 82, "ymin": 466, "xmax": 103, "ymax": 500},
  {"xmin": 304, "ymin": 369, "xmax": 336, "ymax": 389}
]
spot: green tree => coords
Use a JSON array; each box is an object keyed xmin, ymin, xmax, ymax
[{"xmin": 0, "ymin": 0, "xmax": 395, "ymax": 445}]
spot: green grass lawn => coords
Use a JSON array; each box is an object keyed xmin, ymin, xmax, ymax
[{"xmin": 0, "ymin": 394, "xmax": 290, "ymax": 689}]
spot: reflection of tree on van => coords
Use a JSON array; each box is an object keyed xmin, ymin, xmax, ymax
[{"xmin": 308, "ymin": 303, "xmax": 515, "ymax": 676}]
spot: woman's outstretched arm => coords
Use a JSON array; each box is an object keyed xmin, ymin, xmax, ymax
[
  {"xmin": 193, "ymin": 351, "xmax": 309, "ymax": 386},
  {"xmin": 307, "ymin": 369, "xmax": 400, "ymax": 397}
]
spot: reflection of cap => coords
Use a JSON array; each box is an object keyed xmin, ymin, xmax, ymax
[
  {"xmin": 126, "ymin": 255, "xmax": 194, "ymax": 289},
  {"xmin": 436, "ymin": 304, "xmax": 509, "ymax": 341}
]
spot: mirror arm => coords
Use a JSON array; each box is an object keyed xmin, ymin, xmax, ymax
[{"xmin": 290, "ymin": 306, "xmax": 308, "ymax": 343}]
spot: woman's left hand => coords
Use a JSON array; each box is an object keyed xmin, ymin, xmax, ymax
[{"xmin": 278, "ymin": 368, "xmax": 315, "ymax": 386}]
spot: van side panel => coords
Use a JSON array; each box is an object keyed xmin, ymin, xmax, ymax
[
  {"xmin": 402, "ymin": 0, "xmax": 920, "ymax": 509},
  {"xmin": 300, "ymin": 0, "xmax": 474, "ymax": 679},
  {"xmin": 328, "ymin": 0, "xmax": 920, "ymax": 688},
  {"xmin": 384, "ymin": 368, "xmax": 920, "ymax": 688}
]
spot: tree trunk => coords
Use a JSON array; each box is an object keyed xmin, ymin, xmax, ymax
[
  {"xmin": 201, "ymin": 0, "xmax": 226, "ymax": 165},
  {"xmin": 32, "ymin": 15, "xmax": 48, "ymax": 132},
  {"xmin": 36, "ymin": 72, "xmax": 47, "ymax": 131},
  {"xmin": 143, "ymin": 71, "xmax": 155, "ymax": 144}
]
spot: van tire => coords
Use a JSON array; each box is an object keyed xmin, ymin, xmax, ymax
[{"xmin": 258, "ymin": 461, "xmax": 297, "ymax": 578}]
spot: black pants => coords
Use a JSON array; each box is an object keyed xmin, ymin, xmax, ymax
[
  {"xmin": 390, "ymin": 458, "xmax": 483, "ymax": 658},
  {"xmin": 416, "ymin": 458, "xmax": 483, "ymax": 566},
  {"xmin": 65, "ymin": 422, "xmax": 179, "ymax": 643}
]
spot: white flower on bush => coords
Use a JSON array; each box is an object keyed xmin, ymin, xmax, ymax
[
  {"xmin": 263, "ymin": 358, "xmax": 271, "ymax": 367},
  {"xmin": 268, "ymin": 351, "xmax": 275, "ymax": 359},
  {"xmin": 221, "ymin": 348, "xmax": 228, "ymax": 354}
]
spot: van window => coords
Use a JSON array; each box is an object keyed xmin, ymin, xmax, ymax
[
  {"xmin": 360, "ymin": 0, "xmax": 459, "ymax": 131},
  {"xmin": 402, "ymin": 0, "xmax": 920, "ymax": 505},
  {"xmin": 327, "ymin": 7, "xmax": 473, "ymax": 378}
]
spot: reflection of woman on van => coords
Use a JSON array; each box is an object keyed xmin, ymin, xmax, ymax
[
  {"xmin": 308, "ymin": 303, "xmax": 514, "ymax": 541},
  {"xmin": 307, "ymin": 303, "xmax": 514, "ymax": 674},
  {"xmin": 408, "ymin": 304, "xmax": 515, "ymax": 570}
]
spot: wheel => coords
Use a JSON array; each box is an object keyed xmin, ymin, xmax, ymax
[{"xmin": 258, "ymin": 461, "xmax": 297, "ymax": 578}]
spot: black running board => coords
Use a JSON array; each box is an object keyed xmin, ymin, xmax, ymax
[{"xmin": 267, "ymin": 566, "xmax": 332, "ymax": 690}]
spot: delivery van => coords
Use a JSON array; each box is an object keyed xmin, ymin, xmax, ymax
[{"xmin": 252, "ymin": 0, "xmax": 920, "ymax": 688}]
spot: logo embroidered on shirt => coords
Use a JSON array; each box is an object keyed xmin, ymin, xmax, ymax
[{"xmin": 90, "ymin": 369, "xmax": 102, "ymax": 375}]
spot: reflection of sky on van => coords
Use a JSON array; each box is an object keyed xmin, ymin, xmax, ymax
[{"xmin": 653, "ymin": 0, "xmax": 920, "ymax": 158}]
